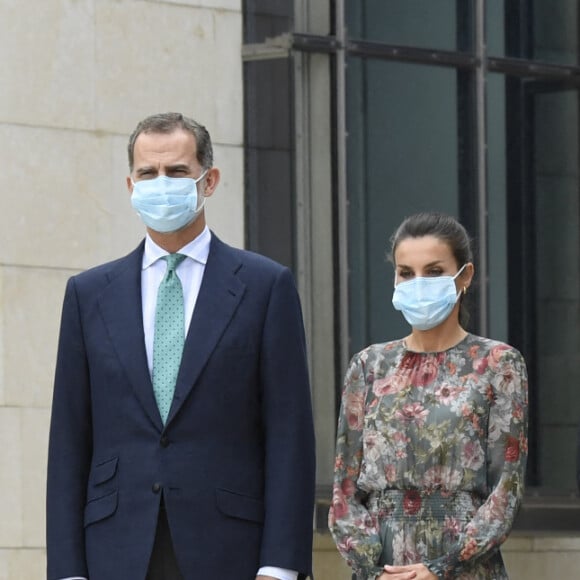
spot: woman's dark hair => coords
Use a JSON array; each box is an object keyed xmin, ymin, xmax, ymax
[{"xmin": 389, "ymin": 212, "xmax": 474, "ymax": 328}]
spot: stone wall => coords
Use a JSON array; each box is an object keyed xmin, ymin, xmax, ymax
[{"xmin": 0, "ymin": 1, "xmax": 243, "ymax": 577}]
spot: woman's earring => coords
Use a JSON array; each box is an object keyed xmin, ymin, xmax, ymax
[{"xmin": 463, "ymin": 286, "xmax": 467, "ymax": 295}]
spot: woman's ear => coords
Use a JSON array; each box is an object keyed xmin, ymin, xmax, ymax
[{"xmin": 461, "ymin": 262, "xmax": 475, "ymax": 291}]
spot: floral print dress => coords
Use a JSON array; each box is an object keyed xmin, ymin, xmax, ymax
[{"xmin": 329, "ymin": 334, "xmax": 528, "ymax": 580}]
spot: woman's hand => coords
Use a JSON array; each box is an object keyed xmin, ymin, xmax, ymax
[{"xmin": 379, "ymin": 563, "xmax": 438, "ymax": 579}]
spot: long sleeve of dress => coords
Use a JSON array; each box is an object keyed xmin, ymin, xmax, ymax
[
  {"xmin": 329, "ymin": 353, "xmax": 384, "ymax": 580},
  {"xmin": 424, "ymin": 347, "xmax": 528, "ymax": 579}
]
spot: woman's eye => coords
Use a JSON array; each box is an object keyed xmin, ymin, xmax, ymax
[
  {"xmin": 427, "ymin": 269, "xmax": 443, "ymax": 277},
  {"xmin": 399, "ymin": 271, "xmax": 413, "ymax": 279}
]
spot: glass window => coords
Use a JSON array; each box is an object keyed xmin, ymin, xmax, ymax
[
  {"xmin": 496, "ymin": 77, "xmax": 580, "ymax": 492},
  {"xmin": 346, "ymin": 0, "xmax": 473, "ymax": 52},
  {"xmin": 244, "ymin": 59, "xmax": 295, "ymax": 270},
  {"xmin": 533, "ymin": 88, "xmax": 580, "ymax": 491},
  {"xmin": 346, "ymin": 58, "xmax": 469, "ymax": 355},
  {"xmin": 243, "ymin": 0, "xmax": 580, "ymax": 525},
  {"xmin": 488, "ymin": 0, "xmax": 580, "ymax": 65},
  {"xmin": 243, "ymin": 0, "xmax": 293, "ymax": 44}
]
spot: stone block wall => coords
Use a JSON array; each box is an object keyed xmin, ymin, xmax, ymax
[{"xmin": 0, "ymin": 1, "xmax": 243, "ymax": 577}]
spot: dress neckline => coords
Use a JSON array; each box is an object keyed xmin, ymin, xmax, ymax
[{"xmin": 402, "ymin": 332, "xmax": 471, "ymax": 355}]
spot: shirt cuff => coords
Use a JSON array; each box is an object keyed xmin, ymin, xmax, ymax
[{"xmin": 257, "ymin": 566, "xmax": 298, "ymax": 580}]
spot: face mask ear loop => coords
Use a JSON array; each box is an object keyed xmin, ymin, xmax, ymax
[
  {"xmin": 453, "ymin": 263, "xmax": 467, "ymax": 280},
  {"xmin": 453, "ymin": 264, "xmax": 468, "ymax": 300},
  {"xmin": 195, "ymin": 169, "xmax": 209, "ymax": 184}
]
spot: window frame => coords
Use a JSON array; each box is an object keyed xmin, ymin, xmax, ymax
[{"xmin": 242, "ymin": 0, "xmax": 580, "ymax": 532}]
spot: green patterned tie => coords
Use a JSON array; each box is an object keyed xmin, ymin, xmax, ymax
[{"xmin": 153, "ymin": 253, "xmax": 187, "ymax": 424}]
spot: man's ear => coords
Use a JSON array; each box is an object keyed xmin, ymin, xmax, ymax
[{"xmin": 202, "ymin": 167, "xmax": 220, "ymax": 198}]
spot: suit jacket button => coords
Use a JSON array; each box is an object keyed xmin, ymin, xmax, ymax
[
  {"xmin": 152, "ymin": 483, "xmax": 162, "ymax": 493},
  {"xmin": 160, "ymin": 435, "xmax": 169, "ymax": 448}
]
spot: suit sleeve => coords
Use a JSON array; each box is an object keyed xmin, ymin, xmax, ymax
[
  {"xmin": 46, "ymin": 277, "xmax": 92, "ymax": 579},
  {"xmin": 258, "ymin": 267, "xmax": 316, "ymax": 579}
]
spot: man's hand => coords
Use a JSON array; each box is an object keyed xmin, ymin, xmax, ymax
[{"xmin": 378, "ymin": 563, "xmax": 437, "ymax": 580}]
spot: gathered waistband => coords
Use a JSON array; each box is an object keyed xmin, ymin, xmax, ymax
[{"xmin": 367, "ymin": 489, "xmax": 483, "ymax": 521}]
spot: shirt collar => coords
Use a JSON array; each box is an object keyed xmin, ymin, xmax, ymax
[{"xmin": 142, "ymin": 226, "xmax": 211, "ymax": 269}]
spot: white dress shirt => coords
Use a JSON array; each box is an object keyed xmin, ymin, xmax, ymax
[{"xmin": 57, "ymin": 227, "xmax": 297, "ymax": 580}]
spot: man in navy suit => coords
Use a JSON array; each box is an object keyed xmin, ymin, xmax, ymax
[{"xmin": 46, "ymin": 112, "xmax": 316, "ymax": 580}]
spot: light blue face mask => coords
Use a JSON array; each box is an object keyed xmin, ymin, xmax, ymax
[
  {"xmin": 130, "ymin": 171, "xmax": 207, "ymax": 233},
  {"xmin": 392, "ymin": 264, "xmax": 467, "ymax": 331}
]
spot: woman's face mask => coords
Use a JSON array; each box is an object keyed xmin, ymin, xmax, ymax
[{"xmin": 392, "ymin": 264, "xmax": 467, "ymax": 331}]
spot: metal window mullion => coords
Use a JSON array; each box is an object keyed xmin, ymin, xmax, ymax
[
  {"xmin": 335, "ymin": 0, "xmax": 349, "ymax": 373},
  {"xmin": 476, "ymin": 0, "xmax": 489, "ymax": 335}
]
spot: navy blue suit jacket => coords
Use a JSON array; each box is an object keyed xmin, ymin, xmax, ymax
[{"xmin": 46, "ymin": 233, "xmax": 316, "ymax": 580}]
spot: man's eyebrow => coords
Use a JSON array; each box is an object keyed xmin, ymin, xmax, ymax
[
  {"xmin": 135, "ymin": 166, "xmax": 156, "ymax": 176},
  {"xmin": 165, "ymin": 163, "xmax": 190, "ymax": 172}
]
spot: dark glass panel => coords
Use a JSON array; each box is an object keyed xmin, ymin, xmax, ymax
[
  {"xmin": 489, "ymin": 0, "xmax": 579, "ymax": 65},
  {"xmin": 346, "ymin": 57, "xmax": 471, "ymax": 355},
  {"xmin": 503, "ymin": 75, "xmax": 580, "ymax": 491},
  {"xmin": 346, "ymin": 0, "xmax": 473, "ymax": 52},
  {"xmin": 243, "ymin": 0, "xmax": 293, "ymax": 44},
  {"xmin": 244, "ymin": 59, "xmax": 295, "ymax": 270}
]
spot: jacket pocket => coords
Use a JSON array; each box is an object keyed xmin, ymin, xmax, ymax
[
  {"xmin": 84, "ymin": 490, "xmax": 118, "ymax": 527},
  {"xmin": 90, "ymin": 456, "xmax": 118, "ymax": 486},
  {"xmin": 215, "ymin": 488, "xmax": 264, "ymax": 523}
]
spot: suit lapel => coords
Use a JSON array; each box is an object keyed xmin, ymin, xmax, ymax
[
  {"xmin": 166, "ymin": 235, "xmax": 246, "ymax": 425},
  {"xmin": 97, "ymin": 242, "xmax": 164, "ymax": 431}
]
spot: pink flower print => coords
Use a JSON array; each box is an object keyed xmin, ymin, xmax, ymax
[
  {"xmin": 344, "ymin": 391, "xmax": 365, "ymax": 430},
  {"xmin": 468, "ymin": 345, "xmax": 480, "ymax": 359},
  {"xmin": 504, "ymin": 435, "xmax": 520, "ymax": 462},
  {"xmin": 484, "ymin": 488, "xmax": 509, "ymax": 522},
  {"xmin": 423, "ymin": 465, "xmax": 462, "ymax": 489},
  {"xmin": 487, "ymin": 344, "xmax": 509, "ymax": 369},
  {"xmin": 460, "ymin": 538, "xmax": 479, "ymax": 561},
  {"xmin": 496, "ymin": 367, "xmax": 516, "ymax": 392},
  {"xmin": 411, "ymin": 357, "xmax": 441, "ymax": 386},
  {"xmin": 485, "ymin": 384, "xmax": 496, "ymax": 402},
  {"xmin": 331, "ymin": 483, "xmax": 349, "ymax": 519},
  {"xmin": 395, "ymin": 402, "xmax": 429, "ymax": 427},
  {"xmin": 444, "ymin": 515, "xmax": 461, "ymax": 536},
  {"xmin": 403, "ymin": 490, "xmax": 422, "ymax": 515},
  {"xmin": 372, "ymin": 373, "xmax": 408, "ymax": 396},
  {"xmin": 461, "ymin": 440, "xmax": 485, "ymax": 470},
  {"xmin": 446, "ymin": 360, "xmax": 457, "ymax": 374},
  {"xmin": 341, "ymin": 477, "xmax": 356, "ymax": 498},
  {"xmin": 435, "ymin": 384, "xmax": 458, "ymax": 405},
  {"xmin": 473, "ymin": 357, "xmax": 488, "ymax": 374},
  {"xmin": 337, "ymin": 535, "xmax": 360, "ymax": 553},
  {"xmin": 392, "ymin": 431, "xmax": 409, "ymax": 444},
  {"xmin": 519, "ymin": 431, "xmax": 528, "ymax": 455},
  {"xmin": 384, "ymin": 463, "xmax": 397, "ymax": 483}
]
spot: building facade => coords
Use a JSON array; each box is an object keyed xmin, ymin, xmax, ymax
[{"xmin": 1, "ymin": 0, "xmax": 580, "ymax": 578}]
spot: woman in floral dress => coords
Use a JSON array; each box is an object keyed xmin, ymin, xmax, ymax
[{"xmin": 329, "ymin": 213, "xmax": 528, "ymax": 580}]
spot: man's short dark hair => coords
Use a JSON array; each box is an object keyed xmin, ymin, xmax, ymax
[{"xmin": 127, "ymin": 112, "xmax": 213, "ymax": 171}]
